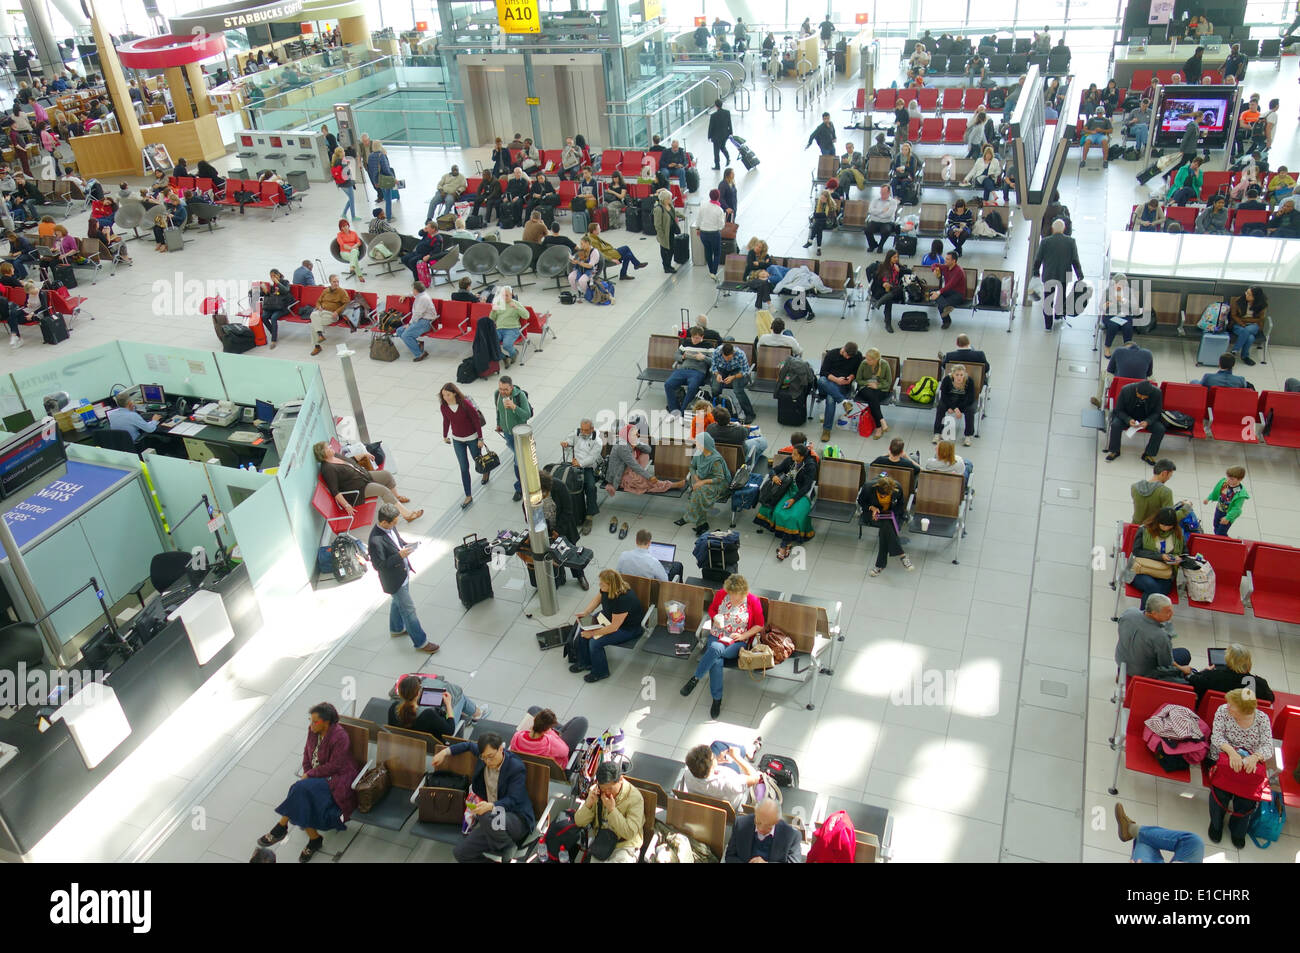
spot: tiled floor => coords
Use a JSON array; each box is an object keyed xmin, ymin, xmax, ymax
[{"xmin": 12, "ymin": 43, "xmax": 1300, "ymax": 863}]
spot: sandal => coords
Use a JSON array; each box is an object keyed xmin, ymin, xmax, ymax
[
  {"xmin": 258, "ymin": 823, "xmax": 288, "ymax": 847},
  {"xmin": 776, "ymin": 547, "xmax": 790, "ymax": 561},
  {"xmin": 299, "ymin": 836, "xmax": 324, "ymax": 863},
  {"xmin": 397, "ymin": 495, "xmax": 410, "ymax": 503},
  {"xmin": 403, "ymin": 509, "xmax": 424, "ymax": 522}
]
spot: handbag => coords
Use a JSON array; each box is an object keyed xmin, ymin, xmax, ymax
[
  {"xmin": 354, "ymin": 764, "xmax": 391, "ymax": 813},
  {"xmin": 369, "ymin": 333, "xmax": 399, "ymax": 362},
  {"xmin": 720, "ymin": 221, "xmax": 739, "ymax": 241},
  {"xmin": 377, "ymin": 173, "xmax": 398, "ymax": 190},
  {"xmin": 738, "ymin": 640, "xmax": 775, "ymax": 676},
  {"xmin": 1208, "ymin": 758, "xmax": 1268, "ymax": 803},
  {"xmin": 758, "ymin": 475, "xmax": 785, "ymax": 506},
  {"xmin": 474, "ymin": 449, "xmax": 500, "ymax": 474},
  {"xmin": 589, "ymin": 800, "xmax": 619, "ymax": 861},
  {"xmin": 1130, "ymin": 555, "xmax": 1173, "ymax": 579}
]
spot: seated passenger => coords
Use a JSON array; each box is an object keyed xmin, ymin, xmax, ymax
[
  {"xmin": 889, "ymin": 142, "xmax": 921, "ymax": 204},
  {"xmin": 568, "ymin": 569, "xmax": 645, "ymax": 683},
  {"xmin": 860, "ymin": 474, "xmax": 911, "ymax": 576},
  {"xmin": 942, "ymin": 333, "xmax": 988, "ymax": 374},
  {"xmin": 927, "ymin": 251, "xmax": 966, "ymax": 330},
  {"xmin": 1195, "ymin": 352, "xmax": 1246, "ymax": 388},
  {"xmin": 431, "ymin": 732, "xmax": 535, "ymax": 863},
  {"xmin": 1227, "ymin": 286, "xmax": 1268, "ymax": 366},
  {"xmin": 932, "ymin": 362, "xmax": 976, "ymax": 445},
  {"xmin": 1265, "ymin": 198, "xmax": 1300, "ymax": 237},
  {"xmin": 1079, "ymin": 107, "xmax": 1113, "ymax": 167},
  {"xmin": 257, "ymin": 702, "xmax": 360, "ymax": 863},
  {"xmin": 725, "ymin": 799, "xmax": 803, "ymax": 863},
  {"xmin": 1114, "ymin": 803, "xmax": 1204, "ymax": 863},
  {"xmin": 707, "ymin": 404, "xmax": 767, "ymax": 470},
  {"xmin": 755, "ymin": 440, "xmax": 817, "ymax": 560},
  {"xmin": 863, "ymin": 184, "xmax": 899, "ymax": 254},
  {"xmin": 803, "ymin": 187, "xmax": 838, "ymax": 254},
  {"xmin": 710, "ymin": 341, "xmax": 756, "ymax": 423},
  {"xmin": 510, "ymin": 706, "xmax": 589, "ymax": 769},
  {"xmin": 573, "ymin": 761, "xmax": 644, "ymax": 863},
  {"xmin": 960, "ymin": 146, "xmax": 1002, "ymax": 202},
  {"xmin": 1205, "ymin": 688, "xmax": 1273, "ymax": 850},
  {"xmin": 603, "ymin": 422, "xmax": 681, "ymax": 496},
  {"xmin": 944, "ymin": 200, "xmax": 974, "ymax": 256},
  {"xmin": 664, "ymin": 325, "xmax": 714, "ymax": 416},
  {"xmin": 674, "ymin": 432, "xmax": 731, "ymax": 534},
  {"xmin": 1189, "ymin": 643, "xmax": 1273, "ymax": 706},
  {"xmin": 1194, "ymin": 196, "xmax": 1229, "ymax": 235},
  {"xmin": 1114, "ymin": 594, "xmax": 1191, "ymax": 683},
  {"xmin": 389, "ymin": 675, "xmax": 488, "ymax": 741},
  {"xmin": 756, "ymin": 315, "xmax": 803, "ymax": 356},
  {"xmin": 872, "ymin": 437, "xmax": 920, "ymax": 476},
  {"xmin": 924, "ymin": 438, "xmax": 972, "ymax": 484},
  {"xmin": 586, "ymin": 221, "xmax": 646, "ymax": 281},
  {"xmin": 683, "ymin": 742, "xmax": 764, "ymax": 812},
  {"xmin": 853, "ymin": 347, "xmax": 893, "ymax": 440},
  {"xmin": 1101, "ymin": 274, "xmax": 1144, "ymax": 357},
  {"xmin": 1127, "ymin": 507, "xmax": 1184, "ymax": 610},
  {"xmin": 315, "ymin": 440, "xmax": 422, "ymax": 521},
  {"xmin": 567, "ymin": 237, "xmax": 600, "ymax": 296},
  {"xmin": 834, "ymin": 141, "xmax": 865, "ymax": 197},
  {"xmin": 680, "ymin": 573, "xmax": 765, "ymax": 718}
]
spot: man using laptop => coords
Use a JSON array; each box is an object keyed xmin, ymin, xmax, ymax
[{"xmin": 616, "ymin": 529, "xmax": 682, "ymax": 582}]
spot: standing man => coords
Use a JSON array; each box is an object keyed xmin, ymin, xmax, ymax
[
  {"xmin": 560, "ymin": 418, "xmax": 603, "ymax": 532},
  {"xmin": 1031, "ymin": 218, "xmax": 1083, "ymax": 332},
  {"xmin": 707, "ymin": 100, "xmax": 733, "ymax": 171},
  {"xmin": 1131, "ymin": 459, "xmax": 1176, "ymax": 526},
  {"xmin": 806, "ymin": 112, "xmax": 837, "ymax": 156},
  {"xmin": 819, "ymin": 15, "xmax": 836, "ymax": 48},
  {"xmin": 369, "ymin": 503, "xmax": 438, "ymax": 654},
  {"xmin": 495, "ymin": 375, "xmax": 533, "ymax": 503},
  {"xmin": 399, "ymin": 281, "xmax": 437, "ymax": 362}
]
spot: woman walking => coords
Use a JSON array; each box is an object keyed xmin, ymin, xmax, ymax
[
  {"xmin": 332, "ymin": 146, "xmax": 357, "ymax": 220},
  {"xmin": 439, "ymin": 382, "xmax": 487, "ymax": 509}
]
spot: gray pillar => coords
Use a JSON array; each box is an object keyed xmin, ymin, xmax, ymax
[{"xmin": 18, "ymin": 0, "xmax": 65, "ymax": 78}]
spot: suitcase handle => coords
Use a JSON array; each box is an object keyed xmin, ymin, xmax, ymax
[{"xmin": 462, "ymin": 534, "xmax": 480, "ymax": 546}]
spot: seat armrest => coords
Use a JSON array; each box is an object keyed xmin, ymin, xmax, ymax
[{"xmin": 351, "ymin": 757, "xmax": 376, "ymax": 789}]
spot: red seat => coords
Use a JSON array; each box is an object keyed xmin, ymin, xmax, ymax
[
  {"xmin": 900, "ymin": 89, "xmax": 918, "ymax": 105},
  {"xmin": 297, "ymin": 285, "xmax": 325, "ymax": 311},
  {"xmin": 874, "ymin": 88, "xmax": 897, "ymax": 111},
  {"xmin": 1185, "ymin": 534, "xmax": 1246, "ymax": 614},
  {"xmin": 1165, "ymin": 205, "xmax": 1198, "ymax": 232},
  {"xmin": 671, "ymin": 184, "xmax": 685, "ymax": 208},
  {"xmin": 437, "ymin": 299, "xmax": 470, "ymax": 338},
  {"xmin": 1247, "ymin": 544, "xmax": 1300, "ymax": 624},
  {"xmin": 943, "ymin": 117, "xmax": 967, "ymax": 144},
  {"xmin": 627, "ymin": 182, "xmax": 652, "ymax": 200},
  {"xmin": 853, "ymin": 88, "xmax": 866, "ymax": 112},
  {"xmin": 1158, "ymin": 382, "xmax": 1209, "ymax": 439},
  {"xmin": 1232, "ymin": 208, "xmax": 1268, "ymax": 235},
  {"xmin": 1280, "ymin": 714, "xmax": 1300, "ymax": 808},
  {"xmin": 384, "ymin": 294, "xmax": 412, "ymax": 315},
  {"xmin": 962, "ymin": 88, "xmax": 985, "ymax": 111},
  {"xmin": 311, "ymin": 478, "xmax": 378, "ymax": 534},
  {"xmin": 464, "ymin": 176, "xmax": 483, "ymax": 196},
  {"xmin": 941, "ymin": 88, "xmax": 964, "ymax": 112},
  {"xmin": 1122, "ymin": 677, "xmax": 1198, "ymax": 785},
  {"xmin": 599, "ymin": 150, "xmax": 622, "ymax": 174},
  {"xmin": 1130, "ymin": 69, "xmax": 1153, "ymax": 92},
  {"xmin": 908, "ymin": 117, "xmax": 921, "ymax": 141},
  {"xmin": 919, "ymin": 118, "xmax": 943, "ymax": 143},
  {"xmin": 1272, "ymin": 694, "xmax": 1300, "ymax": 739},
  {"xmin": 1207, "ymin": 386, "xmax": 1262, "ymax": 443},
  {"xmin": 556, "ymin": 180, "xmax": 578, "ymax": 206},
  {"xmin": 1200, "ymin": 170, "xmax": 1231, "ymax": 201},
  {"xmin": 1203, "ymin": 70, "xmax": 1222, "ymax": 84},
  {"xmin": 460, "ymin": 301, "xmax": 492, "ymax": 341},
  {"xmin": 1260, "ymin": 390, "xmax": 1300, "ymax": 448},
  {"xmin": 1105, "ymin": 376, "xmax": 1142, "ymax": 411},
  {"xmin": 1155, "ymin": 69, "xmax": 1178, "ymax": 85},
  {"xmin": 916, "ymin": 88, "xmax": 938, "ymax": 111}
]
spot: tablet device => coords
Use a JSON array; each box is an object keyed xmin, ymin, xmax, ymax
[
  {"xmin": 1207, "ymin": 647, "xmax": 1227, "ymax": 668},
  {"xmin": 419, "ymin": 687, "xmax": 445, "ymax": 707}
]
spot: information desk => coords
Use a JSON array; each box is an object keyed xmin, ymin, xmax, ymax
[
  {"xmin": 1111, "ymin": 41, "xmax": 1230, "ymax": 85},
  {"xmin": 0, "ymin": 460, "xmax": 166, "ymax": 645},
  {"xmin": 1107, "ymin": 230, "xmax": 1300, "ymax": 344},
  {"xmin": 64, "ymin": 415, "xmax": 280, "ymax": 469},
  {"xmin": 0, "ymin": 564, "xmax": 261, "ymax": 859}
]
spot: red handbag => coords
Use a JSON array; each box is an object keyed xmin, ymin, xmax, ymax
[{"xmin": 1208, "ymin": 758, "xmax": 1268, "ymax": 803}]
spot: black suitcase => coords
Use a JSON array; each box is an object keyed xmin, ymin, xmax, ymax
[
  {"xmin": 39, "ymin": 313, "xmax": 68, "ymax": 344},
  {"xmin": 538, "ymin": 203, "xmax": 555, "ymax": 228},
  {"xmin": 221, "ymin": 323, "xmax": 255, "ymax": 353},
  {"xmin": 721, "ymin": 238, "xmax": 738, "ymax": 257},
  {"xmin": 1136, "ymin": 162, "xmax": 1164, "ymax": 185},
  {"xmin": 570, "ymin": 195, "xmax": 587, "ymax": 212},
  {"xmin": 899, "ymin": 311, "xmax": 930, "ymax": 331},
  {"xmin": 776, "ymin": 390, "xmax": 807, "ymax": 425},
  {"xmin": 454, "ymin": 533, "xmax": 492, "ymax": 572},
  {"xmin": 456, "ymin": 565, "xmax": 494, "ymax": 608},
  {"xmin": 639, "ymin": 197, "xmax": 657, "ymax": 236},
  {"xmin": 685, "ymin": 167, "xmax": 700, "ymax": 192},
  {"xmin": 672, "ymin": 231, "xmax": 690, "ymax": 264},
  {"xmin": 730, "ymin": 136, "xmax": 760, "ymax": 170},
  {"xmin": 895, "ymin": 234, "xmax": 917, "ymax": 256},
  {"xmin": 625, "ymin": 203, "xmax": 641, "ymax": 232},
  {"xmin": 53, "ymin": 264, "xmax": 77, "ymax": 288},
  {"xmin": 465, "ymin": 213, "xmax": 484, "ymax": 229}
]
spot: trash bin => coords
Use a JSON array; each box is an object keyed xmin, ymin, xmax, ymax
[
  {"xmin": 286, "ymin": 170, "xmax": 310, "ymax": 192},
  {"xmin": 227, "ymin": 167, "xmax": 248, "ymax": 180}
]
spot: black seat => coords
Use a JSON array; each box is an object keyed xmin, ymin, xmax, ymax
[
  {"xmin": 0, "ymin": 622, "xmax": 45, "ymax": 672},
  {"xmin": 93, "ymin": 428, "xmax": 136, "ymax": 453},
  {"xmin": 131, "ymin": 551, "xmax": 201, "ymax": 608}
]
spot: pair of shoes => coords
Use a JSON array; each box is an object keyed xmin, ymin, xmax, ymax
[
  {"xmin": 709, "ymin": 698, "xmax": 722, "ymax": 719},
  {"xmin": 932, "ymin": 434, "xmax": 941, "ymax": 444},
  {"xmin": 963, "ymin": 436, "xmax": 972, "ymax": 446},
  {"xmin": 578, "ymin": 575, "xmax": 590, "ymax": 591},
  {"xmin": 569, "ymin": 662, "xmax": 591, "ymax": 674},
  {"xmin": 820, "ymin": 428, "xmax": 832, "ymax": 442},
  {"xmin": 664, "ymin": 267, "xmax": 677, "ymax": 274},
  {"xmin": 512, "ymin": 490, "xmax": 523, "ymax": 502},
  {"xmin": 299, "ymin": 836, "xmax": 324, "ymax": 863},
  {"xmin": 583, "ymin": 672, "xmax": 608, "ymax": 683},
  {"xmin": 618, "ymin": 522, "xmax": 629, "ymax": 539},
  {"xmin": 417, "ymin": 642, "xmax": 440, "ymax": 654},
  {"xmin": 680, "ymin": 676, "xmax": 698, "ymax": 696},
  {"xmin": 1105, "ymin": 452, "xmax": 1120, "ymax": 462},
  {"xmin": 900, "ymin": 555, "xmax": 915, "ymax": 571}
]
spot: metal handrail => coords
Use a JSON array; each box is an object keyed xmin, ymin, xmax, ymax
[
  {"xmin": 605, "ymin": 73, "xmax": 735, "ymax": 149},
  {"xmin": 764, "ymin": 85, "xmax": 782, "ymax": 116},
  {"xmin": 733, "ymin": 85, "xmax": 752, "ymax": 114}
]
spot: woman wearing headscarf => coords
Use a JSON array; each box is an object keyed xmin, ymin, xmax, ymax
[
  {"xmin": 674, "ymin": 432, "xmax": 731, "ymax": 534},
  {"xmin": 754, "ymin": 441, "xmax": 818, "ymax": 560},
  {"xmin": 652, "ymin": 187, "xmax": 683, "ymax": 274},
  {"xmin": 602, "ymin": 422, "xmax": 680, "ymax": 495}
]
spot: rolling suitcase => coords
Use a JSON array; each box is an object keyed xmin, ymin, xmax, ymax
[
  {"xmin": 730, "ymin": 135, "xmax": 760, "ymax": 170},
  {"xmin": 1195, "ymin": 331, "xmax": 1230, "ymax": 367},
  {"xmin": 624, "ymin": 203, "xmax": 641, "ymax": 232},
  {"xmin": 685, "ymin": 166, "xmax": 700, "ymax": 192},
  {"xmin": 572, "ymin": 209, "xmax": 588, "ymax": 234},
  {"xmin": 776, "ymin": 390, "xmax": 807, "ymax": 425},
  {"xmin": 592, "ymin": 204, "xmax": 609, "ymax": 231},
  {"xmin": 639, "ymin": 197, "xmax": 657, "ymax": 236},
  {"xmin": 456, "ymin": 566, "xmax": 494, "ymax": 608},
  {"xmin": 39, "ymin": 313, "xmax": 68, "ymax": 344},
  {"xmin": 672, "ymin": 231, "xmax": 690, "ymax": 264}
]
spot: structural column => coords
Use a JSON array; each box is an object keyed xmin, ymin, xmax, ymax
[
  {"xmin": 185, "ymin": 63, "xmax": 213, "ymax": 116},
  {"xmin": 17, "ymin": 0, "xmax": 66, "ymax": 78},
  {"xmin": 339, "ymin": 14, "xmax": 369, "ymax": 44},
  {"xmin": 165, "ymin": 66, "xmax": 195, "ymax": 120}
]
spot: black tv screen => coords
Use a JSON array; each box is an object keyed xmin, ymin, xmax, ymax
[{"xmin": 1155, "ymin": 85, "xmax": 1236, "ymax": 147}]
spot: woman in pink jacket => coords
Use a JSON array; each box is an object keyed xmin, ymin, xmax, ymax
[{"xmin": 259, "ymin": 702, "xmax": 360, "ymax": 862}]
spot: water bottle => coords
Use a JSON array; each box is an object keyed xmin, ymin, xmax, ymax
[{"xmin": 558, "ymin": 845, "xmax": 569, "ymax": 863}]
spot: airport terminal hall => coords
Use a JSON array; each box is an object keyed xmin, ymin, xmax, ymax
[{"xmin": 2, "ymin": 0, "xmax": 1300, "ymax": 897}]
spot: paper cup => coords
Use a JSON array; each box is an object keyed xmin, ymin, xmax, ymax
[{"xmin": 921, "ymin": 518, "xmax": 930, "ymax": 532}]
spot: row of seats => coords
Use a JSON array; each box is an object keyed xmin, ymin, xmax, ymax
[
  {"xmin": 1130, "ymin": 203, "xmax": 1272, "ymax": 236},
  {"xmin": 868, "ymin": 85, "xmax": 994, "ymax": 115},
  {"xmin": 1119, "ymin": 289, "xmax": 1273, "ymax": 344},
  {"xmin": 905, "ymin": 52, "xmax": 1067, "ymax": 77},
  {"xmin": 167, "ymin": 175, "xmax": 222, "ymax": 197},
  {"xmin": 1103, "ymin": 378, "xmax": 1299, "ymax": 447},
  {"xmin": 1112, "ymin": 525, "xmax": 1300, "ymax": 622},
  {"xmin": 214, "ymin": 178, "xmax": 299, "ymax": 217}
]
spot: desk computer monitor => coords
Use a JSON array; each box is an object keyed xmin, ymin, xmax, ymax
[
  {"xmin": 141, "ymin": 383, "xmax": 165, "ymax": 405},
  {"xmin": 254, "ymin": 399, "xmax": 275, "ymax": 423},
  {"xmin": 3, "ymin": 409, "xmax": 35, "ymax": 432}
]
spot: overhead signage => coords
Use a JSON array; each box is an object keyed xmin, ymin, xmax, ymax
[
  {"xmin": 496, "ymin": 0, "xmax": 541, "ymax": 34},
  {"xmin": 0, "ymin": 422, "xmax": 66, "ymax": 501},
  {"xmin": 169, "ymin": 0, "xmax": 304, "ymax": 37}
]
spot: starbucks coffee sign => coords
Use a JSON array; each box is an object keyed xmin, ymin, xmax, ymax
[{"xmin": 169, "ymin": 0, "xmax": 305, "ymax": 35}]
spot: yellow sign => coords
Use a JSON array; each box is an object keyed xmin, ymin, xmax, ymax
[
  {"xmin": 643, "ymin": 0, "xmax": 662, "ymax": 18},
  {"xmin": 496, "ymin": 0, "xmax": 541, "ymax": 34},
  {"xmin": 526, "ymin": 96, "xmax": 540, "ymax": 105}
]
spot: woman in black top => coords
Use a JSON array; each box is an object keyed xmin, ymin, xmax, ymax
[
  {"xmin": 1101, "ymin": 80, "xmax": 1121, "ymax": 117},
  {"xmin": 758, "ymin": 443, "xmax": 819, "ymax": 560},
  {"xmin": 569, "ymin": 570, "xmax": 643, "ymax": 683},
  {"xmin": 490, "ymin": 137, "xmax": 511, "ymax": 176},
  {"xmin": 472, "ymin": 175, "xmax": 504, "ymax": 224},
  {"xmin": 603, "ymin": 171, "xmax": 630, "ymax": 205},
  {"xmin": 719, "ymin": 168, "xmax": 738, "ymax": 223},
  {"xmin": 389, "ymin": 675, "xmax": 487, "ymax": 741},
  {"xmin": 258, "ymin": 268, "xmax": 293, "ymax": 346},
  {"xmin": 195, "ymin": 159, "xmax": 224, "ymax": 189},
  {"xmin": 933, "ymin": 364, "xmax": 977, "ymax": 442},
  {"xmin": 893, "ymin": 98, "xmax": 910, "ymax": 144},
  {"xmin": 860, "ymin": 475, "xmax": 912, "ymax": 575},
  {"xmin": 450, "ymin": 276, "xmax": 480, "ymax": 303},
  {"xmin": 742, "ymin": 239, "xmax": 775, "ymax": 307},
  {"xmin": 1080, "ymin": 84, "xmax": 1101, "ymax": 117},
  {"xmin": 1187, "ymin": 644, "xmax": 1274, "ymax": 706}
]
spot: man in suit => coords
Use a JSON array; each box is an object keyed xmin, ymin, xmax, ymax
[
  {"xmin": 707, "ymin": 99, "xmax": 733, "ymax": 170},
  {"xmin": 940, "ymin": 333, "xmax": 989, "ymax": 383},
  {"xmin": 368, "ymin": 503, "xmax": 438, "ymax": 653},
  {"xmin": 725, "ymin": 799, "xmax": 802, "ymax": 863},
  {"xmin": 1031, "ymin": 218, "xmax": 1084, "ymax": 332}
]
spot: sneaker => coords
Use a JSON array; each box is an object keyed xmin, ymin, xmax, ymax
[
  {"xmin": 900, "ymin": 555, "xmax": 915, "ymax": 571},
  {"xmin": 802, "ymin": 240, "xmax": 813, "ymax": 248},
  {"xmin": 8, "ymin": 334, "xmax": 20, "ymax": 348},
  {"xmin": 932, "ymin": 434, "xmax": 940, "ymax": 444},
  {"xmin": 963, "ymin": 436, "xmax": 972, "ymax": 446},
  {"xmin": 869, "ymin": 566, "xmax": 884, "ymax": 577},
  {"xmin": 680, "ymin": 676, "xmax": 699, "ymax": 696}
]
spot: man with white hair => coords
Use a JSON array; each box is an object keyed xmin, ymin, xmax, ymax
[
  {"xmin": 724, "ymin": 798, "xmax": 803, "ymax": 863},
  {"xmin": 863, "ymin": 184, "xmax": 899, "ymax": 253},
  {"xmin": 1114, "ymin": 594, "xmax": 1191, "ymax": 683},
  {"xmin": 559, "ymin": 418, "xmax": 603, "ymax": 531},
  {"xmin": 1031, "ymin": 218, "xmax": 1083, "ymax": 332}
]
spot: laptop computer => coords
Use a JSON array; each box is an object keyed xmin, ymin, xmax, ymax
[{"xmin": 647, "ymin": 541, "xmax": 676, "ymax": 563}]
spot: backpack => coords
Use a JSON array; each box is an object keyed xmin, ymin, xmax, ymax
[
  {"xmin": 1196, "ymin": 302, "xmax": 1228, "ymax": 333},
  {"xmin": 822, "ymin": 444, "xmax": 842, "ymax": 459},
  {"xmin": 1161, "ymin": 409, "xmax": 1195, "ymax": 431},
  {"xmin": 1248, "ymin": 793, "xmax": 1286, "ymax": 849},
  {"xmin": 1123, "ymin": 147, "xmax": 1140, "ymax": 161},
  {"xmin": 517, "ymin": 388, "xmax": 535, "ymax": 420},
  {"xmin": 587, "ymin": 278, "xmax": 615, "ymax": 305},
  {"xmin": 783, "ymin": 296, "xmax": 814, "ymax": 320},
  {"xmin": 456, "ymin": 356, "xmax": 477, "ymax": 383},
  {"xmin": 977, "ymin": 274, "xmax": 1001, "ymax": 307},
  {"xmin": 376, "ymin": 309, "xmax": 405, "ymax": 334},
  {"xmin": 807, "ymin": 810, "xmax": 856, "ymax": 863},
  {"xmin": 331, "ymin": 164, "xmax": 346, "ymax": 186},
  {"xmin": 539, "ymin": 810, "xmax": 587, "ymax": 863},
  {"xmin": 908, "ymin": 376, "xmax": 939, "ymax": 403},
  {"xmin": 330, "ymin": 533, "xmax": 368, "ymax": 584}
]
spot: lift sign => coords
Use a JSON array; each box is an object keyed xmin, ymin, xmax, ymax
[{"xmin": 497, "ymin": 0, "xmax": 541, "ymax": 34}]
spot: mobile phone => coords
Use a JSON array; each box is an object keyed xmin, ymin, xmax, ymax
[{"xmin": 407, "ymin": 540, "xmax": 421, "ymax": 550}]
